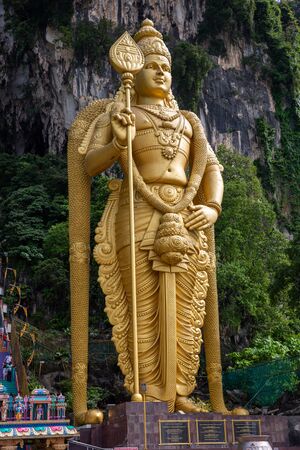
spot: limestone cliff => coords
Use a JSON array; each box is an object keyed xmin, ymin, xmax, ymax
[{"xmin": 0, "ymin": 0, "xmax": 281, "ymax": 159}]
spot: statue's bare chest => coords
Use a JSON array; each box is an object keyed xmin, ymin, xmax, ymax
[{"xmin": 132, "ymin": 106, "xmax": 193, "ymax": 139}]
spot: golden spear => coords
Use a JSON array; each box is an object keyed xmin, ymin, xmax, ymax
[{"xmin": 109, "ymin": 32, "xmax": 144, "ymax": 402}]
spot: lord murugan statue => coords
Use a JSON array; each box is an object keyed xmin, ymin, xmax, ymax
[{"xmin": 68, "ymin": 19, "xmax": 241, "ymax": 425}]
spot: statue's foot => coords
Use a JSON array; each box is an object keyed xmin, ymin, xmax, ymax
[
  {"xmin": 75, "ymin": 409, "xmax": 104, "ymax": 425},
  {"xmin": 175, "ymin": 396, "xmax": 206, "ymax": 413}
]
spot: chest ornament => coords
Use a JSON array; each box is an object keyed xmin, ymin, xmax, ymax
[{"xmin": 135, "ymin": 105, "xmax": 185, "ymax": 160}]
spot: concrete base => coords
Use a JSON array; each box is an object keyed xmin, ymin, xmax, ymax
[{"xmin": 71, "ymin": 402, "xmax": 298, "ymax": 450}]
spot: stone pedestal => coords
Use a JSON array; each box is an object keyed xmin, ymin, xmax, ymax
[
  {"xmin": 0, "ymin": 440, "xmax": 23, "ymax": 450},
  {"xmin": 73, "ymin": 402, "xmax": 300, "ymax": 450}
]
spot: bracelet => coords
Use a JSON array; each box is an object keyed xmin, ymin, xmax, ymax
[
  {"xmin": 205, "ymin": 201, "xmax": 222, "ymax": 216},
  {"xmin": 112, "ymin": 137, "xmax": 127, "ymax": 152}
]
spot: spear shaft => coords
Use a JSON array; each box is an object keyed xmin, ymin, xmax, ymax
[
  {"xmin": 122, "ymin": 73, "xmax": 142, "ymax": 402},
  {"xmin": 109, "ymin": 32, "xmax": 144, "ymax": 402}
]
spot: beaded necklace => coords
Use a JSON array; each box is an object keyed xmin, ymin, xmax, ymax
[
  {"xmin": 134, "ymin": 104, "xmax": 181, "ymax": 122},
  {"xmin": 119, "ymin": 110, "xmax": 208, "ymax": 214}
]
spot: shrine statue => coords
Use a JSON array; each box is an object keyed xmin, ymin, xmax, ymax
[{"xmin": 68, "ymin": 19, "xmax": 244, "ymax": 425}]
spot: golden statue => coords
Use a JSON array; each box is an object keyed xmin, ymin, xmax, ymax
[{"xmin": 68, "ymin": 19, "xmax": 243, "ymax": 425}]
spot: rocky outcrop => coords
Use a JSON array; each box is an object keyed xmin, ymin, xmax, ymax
[
  {"xmin": 78, "ymin": 0, "xmax": 206, "ymax": 39},
  {"xmin": 0, "ymin": 0, "xmax": 117, "ymax": 154},
  {"xmin": 200, "ymin": 35, "xmax": 280, "ymax": 156},
  {"xmin": 0, "ymin": 0, "xmax": 280, "ymax": 159},
  {"xmin": 201, "ymin": 64, "xmax": 280, "ymax": 157}
]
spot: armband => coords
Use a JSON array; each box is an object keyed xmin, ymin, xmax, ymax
[
  {"xmin": 205, "ymin": 201, "xmax": 222, "ymax": 216},
  {"xmin": 112, "ymin": 137, "xmax": 127, "ymax": 152}
]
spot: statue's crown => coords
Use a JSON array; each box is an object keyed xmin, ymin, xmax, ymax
[{"xmin": 134, "ymin": 19, "xmax": 171, "ymax": 64}]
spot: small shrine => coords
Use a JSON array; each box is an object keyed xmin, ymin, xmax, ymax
[
  {"xmin": 0, "ymin": 389, "xmax": 77, "ymax": 449},
  {"xmin": 0, "ymin": 389, "xmax": 67, "ymax": 422},
  {"xmin": 56, "ymin": 393, "xmax": 67, "ymax": 419},
  {"xmin": 29, "ymin": 387, "xmax": 51, "ymax": 421},
  {"xmin": 0, "ymin": 260, "xmax": 78, "ymax": 449}
]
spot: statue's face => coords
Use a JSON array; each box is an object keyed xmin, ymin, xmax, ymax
[{"xmin": 135, "ymin": 54, "xmax": 172, "ymax": 99}]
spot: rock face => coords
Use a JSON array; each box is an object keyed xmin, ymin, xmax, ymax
[
  {"xmin": 199, "ymin": 37, "xmax": 280, "ymax": 157},
  {"xmin": 0, "ymin": 0, "xmax": 279, "ymax": 159},
  {"xmin": 80, "ymin": 0, "xmax": 206, "ymax": 38},
  {"xmin": 201, "ymin": 65, "xmax": 279, "ymax": 158}
]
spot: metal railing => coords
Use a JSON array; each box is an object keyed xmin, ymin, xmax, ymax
[{"xmin": 68, "ymin": 439, "xmax": 111, "ymax": 450}]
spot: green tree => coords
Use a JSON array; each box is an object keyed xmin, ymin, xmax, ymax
[
  {"xmin": 216, "ymin": 146, "xmax": 292, "ymax": 340},
  {"xmin": 33, "ymin": 258, "xmax": 68, "ymax": 313},
  {"xmin": 89, "ymin": 175, "xmax": 110, "ymax": 329},
  {"xmin": 43, "ymin": 222, "xmax": 69, "ymax": 260},
  {"xmin": 74, "ymin": 19, "xmax": 123, "ymax": 68},
  {"xmin": 3, "ymin": 0, "xmax": 73, "ymax": 57},
  {"xmin": 1, "ymin": 185, "xmax": 50, "ymax": 263}
]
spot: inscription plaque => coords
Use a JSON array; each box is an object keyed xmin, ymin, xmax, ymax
[
  {"xmin": 159, "ymin": 420, "xmax": 190, "ymax": 445},
  {"xmin": 196, "ymin": 420, "xmax": 227, "ymax": 444},
  {"xmin": 232, "ymin": 420, "xmax": 261, "ymax": 443}
]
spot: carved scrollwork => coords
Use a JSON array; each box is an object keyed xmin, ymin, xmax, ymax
[
  {"xmin": 153, "ymin": 213, "xmax": 191, "ymax": 265},
  {"xmin": 72, "ymin": 362, "xmax": 87, "ymax": 384},
  {"xmin": 206, "ymin": 363, "xmax": 222, "ymax": 383},
  {"xmin": 69, "ymin": 242, "xmax": 90, "ymax": 264},
  {"xmin": 93, "ymin": 180, "xmax": 122, "ymax": 265},
  {"xmin": 93, "ymin": 179, "xmax": 134, "ymax": 393}
]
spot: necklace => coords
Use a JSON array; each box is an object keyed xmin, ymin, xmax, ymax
[
  {"xmin": 119, "ymin": 110, "xmax": 208, "ymax": 214},
  {"xmin": 137, "ymin": 107, "xmax": 185, "ymax": 160},
  {"xmin": 135, "ymin": 104, "xmax": 181, "ymax": 122}
]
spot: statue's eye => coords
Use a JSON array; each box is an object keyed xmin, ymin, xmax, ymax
[
  {"xmin": 146, "ymin": 63, "xmax": 154, "ymax": 69},
  {"xmin": 163, "ymin": 65, "xmax": 170, "ymax": 72}
]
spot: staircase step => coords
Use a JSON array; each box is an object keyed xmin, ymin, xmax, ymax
[{"xmin": 1, "ymin": 379, "xmax": 18, "ymax": 395}]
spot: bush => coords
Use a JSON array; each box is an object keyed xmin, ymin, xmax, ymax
[
  {"xmin": 74, "ymin": 19, "xmax": 123, "ymax": 68},
  {"xmin": 172, "ymin": 42, "xmax": 212, "ymax": 112},
  {"xmin": 228, "ymin": 335, "xmax": 300, "ymax": 368},
  {"xmin": 224, "ymin": 335, "xmax": 300, "ymax": 406}
]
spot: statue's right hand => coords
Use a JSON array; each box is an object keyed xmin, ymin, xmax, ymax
[{"xmin": 111, "ymin": 107, "xmax": 136, "ymax": 146}]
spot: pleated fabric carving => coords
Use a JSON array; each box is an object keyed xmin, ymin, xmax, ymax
[{"xmin": 94, "ymin": 179, "xmax": 134, "ymax": 393}]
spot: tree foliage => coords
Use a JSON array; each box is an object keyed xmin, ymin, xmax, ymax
[
  {"xmin": 172, "ymin": 42, "xmax": 213, "ymax": 112},
  {"xmin": 216, "ymin": 146, "xmax": 294, "ymax": 341},
  {"xmin": 228, "ymin": 335, "xmax": 300, "ymax": 368},
  {"xmin": 3, "ymin": 0, "xmax": 73, "ymax": 58},
  {"xmin": 0, "ymin": 152, "xmax": 112, "ymax": 330},
  {"xmin": 74, "ymin": 19, "xmax": 123, "ymax": 68},
  {"xmin": 197, "ymin": 0, "xmax": 256, "ymax": 42}
]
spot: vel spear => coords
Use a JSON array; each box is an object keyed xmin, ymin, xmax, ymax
[{"xmin": 109, "ymin": 32, "xmax": 144, "ymax": 402}]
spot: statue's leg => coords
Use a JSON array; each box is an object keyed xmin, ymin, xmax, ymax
[
  {"xmin": 117, "ymin": 242, "xmax": 161, "ymax": 387},
  {"xmin": 115, "ymin": 200, "xmax": 178, "ymax": 406},
  {"xmin": 116, "ymin": 201, "xmax": 164, "ymax": 396},
  {"xmin": 175, "ymin": 252, "xmax": 208, "ymax": 412}
]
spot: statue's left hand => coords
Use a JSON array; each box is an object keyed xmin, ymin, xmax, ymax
[{"xmin": 184, "ymin": 205, "xmax": 218, "ymax": 230}]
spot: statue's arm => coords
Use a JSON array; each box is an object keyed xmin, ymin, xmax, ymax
[
  {"xmin": 84, "ymin": 106, "xmax": 136, "ymax": 177},
  {"xmin": 85, "ymin": 141, "xmax": 120, "ymax": 176},
  {"xmin": 84, "ymin": 119, "xmax": 120, "ymax": 176},
  {"xmin": 185, "ymin": 138, "xmax": 223, "ymax": 230},
  {"xmin": 201, "ymin": 144, "xmax": 224, "ymax": 212}
]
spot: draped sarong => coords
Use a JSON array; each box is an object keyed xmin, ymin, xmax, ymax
[{"xmin": 112, "ymin": 181, "xmax": 210, "ymax": 409}]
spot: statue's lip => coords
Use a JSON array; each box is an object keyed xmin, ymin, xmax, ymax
[{"xmin": 154, "ymin": 77, "xmax": 165, "ymax": 83}]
